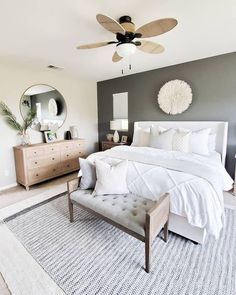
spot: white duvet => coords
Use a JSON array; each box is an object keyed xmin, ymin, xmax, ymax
[{"xmin": 87, "ymin": 146, "xmax": 233, "ymax": 238}]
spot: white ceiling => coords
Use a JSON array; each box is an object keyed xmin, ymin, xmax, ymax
[{"xmin": 0, "ymin": 0, "xmax": 235, "ymax": 82}]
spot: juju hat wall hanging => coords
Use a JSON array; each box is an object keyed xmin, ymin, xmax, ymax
[{"xmin": 157, "ymin": 80, "xmax": 192, "ymax": 115}]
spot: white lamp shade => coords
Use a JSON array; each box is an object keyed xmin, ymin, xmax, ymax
[
  {"xmin": 110, "ymin": 119, "xmax": 128, "ymax": 131},
  {"xmin": 116, "ymin": 43, "xmax": 136, "ymax": 58}
]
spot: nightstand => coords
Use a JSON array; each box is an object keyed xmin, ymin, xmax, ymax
[{"xmin": 101, "ymin": 141, "xmax": 129, "ymax": 151}]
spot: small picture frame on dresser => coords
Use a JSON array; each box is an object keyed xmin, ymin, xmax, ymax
[
  {"xmin": 121, "ymin": 135, "xmax": 128, "ymax": 143},
  {"xmin": 44, "ymin": 131, "xmax": 57, "ymax": 143}
]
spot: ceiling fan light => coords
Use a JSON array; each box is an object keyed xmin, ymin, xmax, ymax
[{"xmin": 116, "ymin": 43, "xmax": 136, "ymax": 58}]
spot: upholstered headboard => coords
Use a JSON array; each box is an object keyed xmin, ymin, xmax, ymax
[{"xmin": 134, "ymin": 121, "xmax": 228, "ymax": 166}]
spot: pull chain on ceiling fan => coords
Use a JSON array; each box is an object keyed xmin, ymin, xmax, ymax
[{"xmin": 77, "ymin": 14, "xmax": 178, "ymax": 62}]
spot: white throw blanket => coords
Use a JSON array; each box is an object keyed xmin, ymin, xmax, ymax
[{"xmin": 87, "ymin": 146, "xmax": 233, "ymax": 238}]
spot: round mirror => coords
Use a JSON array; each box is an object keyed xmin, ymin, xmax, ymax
[{"xmin": 20, "ymin": 84, "xmax": 67, "ymax": 132}]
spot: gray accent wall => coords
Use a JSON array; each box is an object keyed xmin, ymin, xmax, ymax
[{"xmin": 97, "ymin": 52, "xmax": 236, "ymax": 176}]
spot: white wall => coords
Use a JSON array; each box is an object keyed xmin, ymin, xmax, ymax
[{"xmin": 0, "ymin": 63, "xmax": 98, "ymax": 190}]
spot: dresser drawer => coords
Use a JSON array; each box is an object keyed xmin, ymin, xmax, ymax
[
  {"xmin": 28, "ymin": 167, "xmax": 50, "ymax": 183},
  {"xmin": 73, "ymin": 141, "xmax": 86, "ymax": 150},
  {"xmin": 28, "ymin": 164, "xmax": 61, "ymax": 183},
  {"xmin": 62, "ymin": 141, "xmax": 77, "ymax": 150},
  {"xmin": 61, "ymin": 159, "xmax": 79, "ymax": 172},
  {"xmin": 27, "ymin": 152, "xmax": 61, "ymax": 169},
  {"xmin": 62, "ymin": 141, "xmax": 86, "ymax": 151},
  {"xmin": 61, "ymin": 149, "xmax": 85, "ymax": 161},
  {"xmin": 26, "ymin": 147, "xmax": 45, "ymax": 158},
  {"xmin": 45, "ymin": 144, "xmax": 61, "ymax": 154}
]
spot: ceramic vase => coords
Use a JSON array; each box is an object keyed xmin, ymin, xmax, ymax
[{"xmin": 113, "ymin": 130, "xmax": 119, "ymax": 143}]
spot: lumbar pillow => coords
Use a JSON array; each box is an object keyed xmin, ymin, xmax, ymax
[
  {"xmin": 172, "ymin": 131, "xmax": 191, "ymax": 153},
  {"xmin": 190, "ymin": 128, "xmax": 211, "ymax": 155},
  {"xmin": 93, "ymin": 160, "xmax": 129, "ymax": 195},
  {"xmin": 78, "ymin": 158, "xmax": 96, "ymax": 189},
  {"xmin": 131, "ymin": 126, "xmax": 150, "ymax": 147},
  {"xmin": 149, "ymin": 127, "xmax": 176, "ymax": 150}
]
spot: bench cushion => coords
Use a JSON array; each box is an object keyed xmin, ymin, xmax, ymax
[{"xmin": 70, "ymin": 190, "xmax": 155, "ymax": 236}]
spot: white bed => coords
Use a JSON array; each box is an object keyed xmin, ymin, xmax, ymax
[
  {"xmin": 134, "ymin": 121, "xmax": 230, "ymax": 243},
  {"xmin": 88, "ymin": 121, "xmax": 232, "ymax": 244}
]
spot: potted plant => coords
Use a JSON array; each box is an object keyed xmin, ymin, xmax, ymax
[{"xmin": 0, "ymin": 101, "xmax": 36, "ymax": 145}]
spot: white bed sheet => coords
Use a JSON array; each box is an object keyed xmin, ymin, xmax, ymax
[{"xmin": 87, "ymin": 146, "xmax": 233, "ymax": 238}]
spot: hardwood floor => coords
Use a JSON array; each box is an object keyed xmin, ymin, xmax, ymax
[{"xmin": 0, "ymin": 172, "xmax": 77, "ymax": 209}]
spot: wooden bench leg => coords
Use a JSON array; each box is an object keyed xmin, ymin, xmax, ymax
[
  {"xmin": 145, "ymin": 237, "xmax": 151, "ymax": 273},
  {"xmin": 68, "ymin": 197, "xmax": 74, "ymax": 223},
  {"xmin": 164, "ymin": 220, "xmax": 169, "ymax": 242}
]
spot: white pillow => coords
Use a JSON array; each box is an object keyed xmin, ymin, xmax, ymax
[
  {"xmin": 93, "ymin": 160, "xmax": 129, "ymax": 195},
  {"xmin": 172, "ymin": 131, "xmax": 191, "ymax": 153},
  {"xmin": 179, "ymin": 128, "xmax": 216, "ymax": 153},
  {"xmin": 190, "ymin": 128, "xmax": 211, "ymax": 155},
  {"xmin": 131, "ymin": 127, "xmax": 150, "ymax": 147},
  {"xmin": 149, "ymin": 127, "xmax": 176, "ymax": 150},
  {"xmin": 152, "ymin": 125, "xmax": 167, "ymax": 133},
  {"xmin": 78, "ymin": 158, "xmax": 96, "ymax": 189},
  {"xmin": 209, "ymin": 133, "xmax": 216, "ymax": 152}
]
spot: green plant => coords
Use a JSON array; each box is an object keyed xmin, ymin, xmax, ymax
[{"xmin": 0, "ymin": 101, "xmax": 36, "ymax": 133}]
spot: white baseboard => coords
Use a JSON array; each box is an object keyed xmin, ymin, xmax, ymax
[{"xmin": 0, "ymin": 183, "xmax": 18, "ymax": 192}]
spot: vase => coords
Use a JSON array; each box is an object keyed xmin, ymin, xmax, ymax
[
  {"xmin": 113, "ymin": 130, "xmax": 119, "ymax": 143},
  {"xmin": 106, "ymin": 133, "xmax": 113, "ymax": 141},
  {"xmin": 70, "ymin": 126, "xmax": 78, "ymax": 139},
  {"xmin": 18, "ymin": 131, "xmax": 30, "ymax": 146}
]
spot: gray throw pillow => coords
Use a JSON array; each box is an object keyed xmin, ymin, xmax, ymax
[{"xmin": 78, "ymin": 158, "xmax": 96, "ymax": 189}]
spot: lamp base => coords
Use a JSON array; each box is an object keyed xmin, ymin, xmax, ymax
[{"xmin": 113, "ymin": 130, "xmax": 119, "ymax": 143}]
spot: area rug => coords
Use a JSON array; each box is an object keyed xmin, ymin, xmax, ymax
[{"xmin": 4, "ymin": 195, "xmax": 236, "ymax": 295}]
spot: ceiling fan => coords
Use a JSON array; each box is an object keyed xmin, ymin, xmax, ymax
[{"xmin": 77, "ymin": 14, "xmax": 178, "ymax": 62}]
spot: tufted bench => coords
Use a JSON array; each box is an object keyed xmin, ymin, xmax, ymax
[{"xmin": 67, "ymin": 177, "xmax": 170, "ymax": 273}]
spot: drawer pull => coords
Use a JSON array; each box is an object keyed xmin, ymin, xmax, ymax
[
  {"xmin": 52, "ymin": 158, "xmax": 55, "ymax": 160},
  {"xmin": 35, "ymin": 161, "xmax": 38, "ymax": 164},
  {"xmin": 53, "ymin": 169, "xmax": 56, "ymax": 172},
  {"xmin": 34, "ymin": 151, "xmax": 37, "ymax": 154},
  {"xmin": 36, "ymin": 173, "xmax": 39, "ymax": 177}
]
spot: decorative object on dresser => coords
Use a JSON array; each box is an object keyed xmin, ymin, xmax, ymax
[
  {"xmin": 101, "ymin": 140, "xmax": 129, "ymax": 151},
  {"xmin": 44, "ymin": 131, "xmax": 57, "ymax": 143},
  {"xmin": 20, "ymin": 84, "xmax": 67, "ymax": 132},
  {"xmin": 0, "ymin": 101, "xmax": 36, "ymax": 145},
  {"xmin": 70, "ymin": 125, "xmax": 79, "ymax": 139},
  {"xmin": 110, "ymin": 119, "xmax": 128, "ymax": 143},
  {"xmin": 157, "ymin": 80, "xmax": 192, "ymax": 115},
  {"xmin": 65, "ymin": 130, "xmax": 72, "ymax": 140},
  {"xmin": 13, "ymin": 139, "xmax": 86, "ymax": 190}
]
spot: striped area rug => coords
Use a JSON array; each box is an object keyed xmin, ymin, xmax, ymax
[{"xmin": 5, "ymin": 195, "xmax": 236, "ymax": 295}]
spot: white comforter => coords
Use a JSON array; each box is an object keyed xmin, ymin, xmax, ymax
[{"xmin": 87, "ymin": 146, "xmax": 233, "ymax": 238}]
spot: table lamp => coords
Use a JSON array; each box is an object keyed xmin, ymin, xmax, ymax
[{"xmin": 110, "ymin": 119, "xmax": 128, "ymax": 143}]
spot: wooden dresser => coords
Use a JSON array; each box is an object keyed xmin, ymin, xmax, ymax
[{"xmin": 14, "ymin": 139, "xmax": 86, "ymax": 190}]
